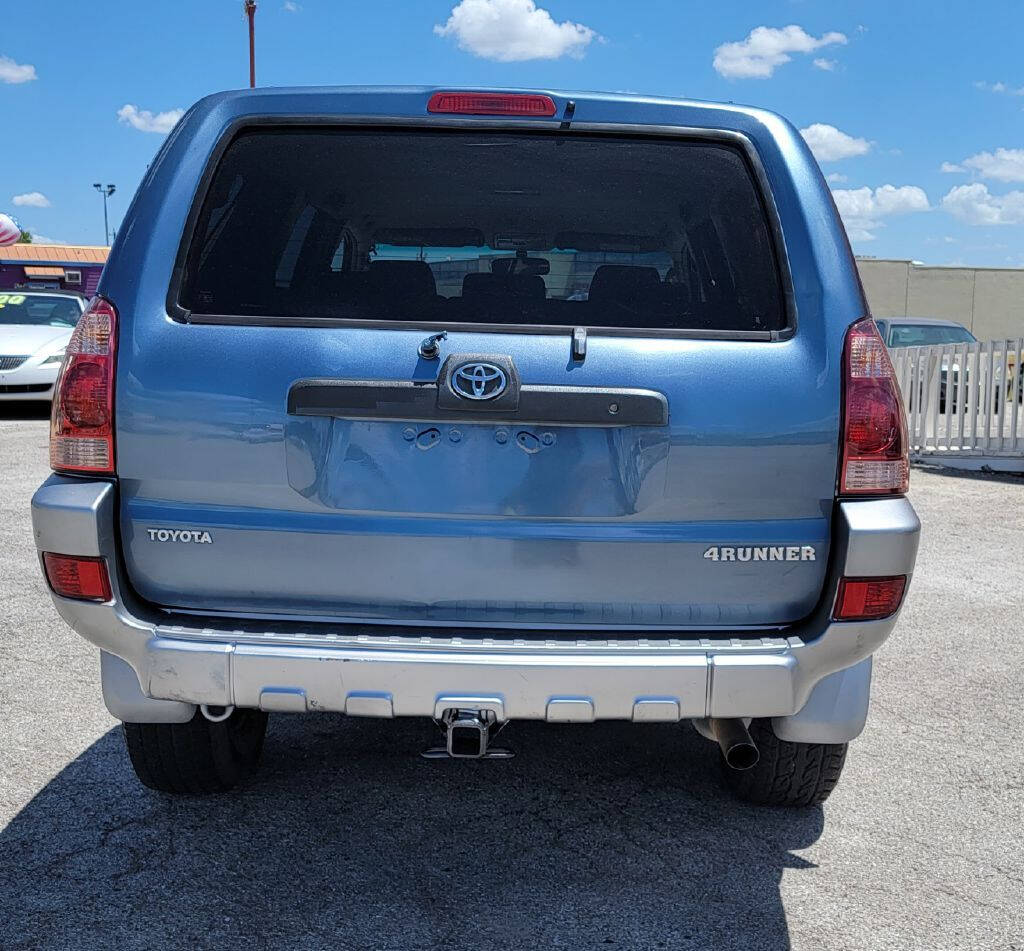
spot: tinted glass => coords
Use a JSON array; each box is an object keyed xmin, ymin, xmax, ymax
[
  {"xmin": 888, "ymin": 324, "xmax": 977, "ymax": 347},
  {"xmin": 180, "ymin": 129, "xmax": 786, "ymax": 332},
  {"xmin": 0, "ymin": 293, "xmax": 82, "ymax": 327}
]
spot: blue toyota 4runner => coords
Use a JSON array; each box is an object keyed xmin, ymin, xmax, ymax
[{"xmin": 31, "ymin": 88, "xmax": 920, "ymax": 805}]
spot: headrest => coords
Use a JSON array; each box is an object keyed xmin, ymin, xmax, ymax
[
  {"xmin": 462, "ymin": 272, "xmax": 499, "ymax": 301},
  {"xmin": 588, "ymin": 265, "xmax": 661, "ymax": 301},
  {"xmin": 367, "ymin": 260, "xmax": 437, "ymax": 297},
  {"xmin": 462, "ymin": 272, "xmax": 546, "ymax": 301}
]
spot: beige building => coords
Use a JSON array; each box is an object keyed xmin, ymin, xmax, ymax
[{"xmin": 857, "ymin": 258, "xmax": 1024, "ymax": 341}]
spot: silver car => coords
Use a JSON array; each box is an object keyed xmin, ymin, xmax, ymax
[
  {"xmin": 877, "ymin": 317, "xmax": 980, "ymax": 412},
  {"xmin": 875, "ymin": 316, "xmax": 977, "ymax": 350},
  {"xmin": 0, "ymin": 291, "xmax": 85, "ymax": 401}
]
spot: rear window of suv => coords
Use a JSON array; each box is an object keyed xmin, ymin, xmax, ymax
[{"xmin": 178, "ymin": 128, "xmax": 787, "ymax": 334}]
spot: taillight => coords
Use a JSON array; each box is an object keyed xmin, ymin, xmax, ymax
[
  {"xmin": 50, "ymin": 297, "xmax": 117, "ymax": 474},
  {"xmin": 840, "ymin": 317, "xmax": 909, "ymax": 495},
  {"xmin": 42, "ymin": 553, "xmax": 112, "ymax": 602},
  {"xmin": 427, "ymin": 92, "xmax": 557, "ymax": 116},
  {"xmin": 833, "ymin": 576, "xmax": 907, "ymax": 621}
]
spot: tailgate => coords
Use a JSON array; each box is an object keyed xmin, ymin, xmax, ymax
[{"xmin": 115, "ymin": 124, "xmax": 837, "ymax": 628}]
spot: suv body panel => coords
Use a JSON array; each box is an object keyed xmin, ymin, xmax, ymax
[
  {"xmin": 32, "ymin": 474, "xmax": 919, "ymax": 740},
  {"xmin": 99, "ymin": 88, "xmax": 864, "ymax": 629}
]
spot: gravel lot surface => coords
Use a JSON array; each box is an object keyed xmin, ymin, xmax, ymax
[{"xmin": 1, "ymin": 406, "xmax": 1021, "ymax": 950}]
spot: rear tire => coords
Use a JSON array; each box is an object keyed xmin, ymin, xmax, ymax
[
  {"xmin": 122, "ymin": 708, "xmax": 268, "ymax": 794},
  {"xmin": 720, "ymin": 718, "xmax": 848, "ymax": 807}
]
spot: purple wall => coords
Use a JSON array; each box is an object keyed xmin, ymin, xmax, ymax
[{"xmin": 0, "ymin": 262, "xmax": 105, "ymax": 295}]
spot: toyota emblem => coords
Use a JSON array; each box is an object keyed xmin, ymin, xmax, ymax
[{"xmin": 451, "ymin": 362, "xmax": 508, "ymax": 401}]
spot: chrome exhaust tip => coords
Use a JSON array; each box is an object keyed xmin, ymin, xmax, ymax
[
  {"xmin": 709, "ymin": 718, "xmax": 759, "ymax": 770},
  {"xmin": 200, "ymin": 703, "xmax": 235, "ymax": 723}
]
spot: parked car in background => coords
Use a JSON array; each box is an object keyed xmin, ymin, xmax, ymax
[
  {"xmin": 875, "ymin": 317, "xmax": 977, "ymax": 349},
  {"xmin": 878, "ymin": 318, "xmax": 978, "ymax": 413},
  {"xmin": 0, "ymin": 291, "xmax": 86, "ymax": 401},
  {"xmin": 879, "ymin": 316, "xmax": 1023, "ymax": 412},
  {"xmin": 31, "ymin": 87, "xmax": 920, "ymax": 806}
]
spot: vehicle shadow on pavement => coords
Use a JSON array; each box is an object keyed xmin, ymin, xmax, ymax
[
  {"xmin": 914, "ymin": 463, "xmax": 1024, "ymax": 485},
  {"xmin": 0, "ymin": 403, "xmax": 50, "ymax": 421},
  {"xmin": 0, "ymin": 715, "xmax": 824, "ymax": 951}
]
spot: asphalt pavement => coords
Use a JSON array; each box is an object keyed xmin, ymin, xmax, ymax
[{"xmin": 1, "ymin": 405, "xmax": 1021, "ymax": 951}]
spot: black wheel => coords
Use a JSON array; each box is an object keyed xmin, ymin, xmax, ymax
[
  {"xmin": 122, "ymin": 708, "xmax": 268, "ymax": 794},
  {"xmin": 720, "ymin": 719, "xmax": 848, "ymax": 807}
]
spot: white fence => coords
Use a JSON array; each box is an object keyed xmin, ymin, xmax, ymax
[{"xmin": 890, "ymin": 337, "xmax": 1024, "ymax": 470}]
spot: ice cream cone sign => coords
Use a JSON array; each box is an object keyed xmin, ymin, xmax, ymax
[{"xmin": 0, "ymin": 213, "xmax": 23, "ymax": 247}]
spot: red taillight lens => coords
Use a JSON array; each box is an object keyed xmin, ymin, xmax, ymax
[
  {"xmin": 42, "ymin": 553, "xmax": 112, "ymax": 602},
  {"xmin": 833, "ymin": 576, "xmax": 907, "ymax": 620},
  {"xmin": 427, "ymin": 92, "xmax": 557, "ymax": 116},
  {"xmin": 50, "ymin": 297, "xmax": 117, "ymax": 474},
  {"xmin": 840, "ymin": 317, "xmax": 909, "ymax": 495}
]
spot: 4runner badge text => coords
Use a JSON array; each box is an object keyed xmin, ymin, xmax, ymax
[
  {"xmin": 146, "ymin": 528, "xmax": 214, "ymax": 544},
  {"xmin": 703, "ymin": 546, "xmax": 815, "ymax": 562}
]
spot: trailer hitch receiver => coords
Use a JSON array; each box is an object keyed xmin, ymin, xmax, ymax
[{"xmin": 421, "ymin": 708, "xmax": 515, "ymax": 760}]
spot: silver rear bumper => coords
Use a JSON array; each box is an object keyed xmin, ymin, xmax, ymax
[{"xmin": 32, "ymin": 476, "xmax": 919, "ymax": 738}]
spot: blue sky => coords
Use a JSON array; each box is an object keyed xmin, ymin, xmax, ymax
[{"xmin": 3, "ymin": 0, "xmax": 1024, "ymax": 266}]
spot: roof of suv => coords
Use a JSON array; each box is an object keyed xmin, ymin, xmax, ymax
[{"xmin": 182, "ymin": 85, "xmax": 791, "ymax": 134}]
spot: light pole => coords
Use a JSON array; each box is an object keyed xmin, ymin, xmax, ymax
[
  {"xmin": 244, "ymin": 1, "xmax": 257, "ymax": 88},
  {"xmin": 92, "ymin": 183, "xmax": 116, "ymax": 246}
]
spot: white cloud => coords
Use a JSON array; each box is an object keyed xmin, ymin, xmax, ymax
[
  {"xmin": 24, "ymin": 232, "xmax": 63, "ymax": 245},
  {"xmin": 974, "ymin": 80, "xmax": 1024, "ymax": 96},
  {"xmin": 832, "ymin": 184, "xmax": 930, "ymax": 241},
  {"xmin": 12, "ymin": 192, "xmax": 50, "ymax": 208},
  {"xmin": 872, "ymin": 185, "xmax": 930, "ymax": 214},
  {"xmin": 812, "ymin": 58, "xmax": 837, "ymax": 71},
  {"xmin": 941, "ymin": 161, "xmax": 965, "ymax": 173},
  {"xmin": 958, "ymin": 148, "xmax": 1024, "ymax": 183},
  {"xmin": 434, "ymin": 0, "xmax": 598, "ymax": 62},
  {"xmin": 713, "ymin": 25, "xmax": 846, "ymax": 79},
  {"xmin": 117, "ymin": 103, "xmax": 185, "ymax": 134},
  {"xmin": 941, "ymin": 183, "xmax": 1024, "ymax": 225},
  {"xmin": 800, "ymin": 123, "xmax": 870, "ymax": 163},
  {"xmin": 283, "ymin": 1, "xmax": 301, "ymax": 10},
  {"xmin": 826, "ymin": 172, "xmax": 848, "ymax": 184},
  {"xmin": 0, "ymin": 55, "xmax": 37, "ymax": 84}
]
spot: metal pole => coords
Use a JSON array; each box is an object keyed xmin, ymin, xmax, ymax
[
  {"xmin": 245, "ymin": 1, "xmax": 257, "ymax": 87},
  {"xmin": 93, "ymin": 183, "xmax": 115, "ymax": 245}
]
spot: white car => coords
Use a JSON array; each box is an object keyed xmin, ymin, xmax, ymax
[{"xmin": 0, "ymin": 291, "xmax": 86, "ymax": 401}]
